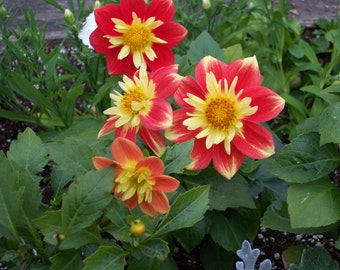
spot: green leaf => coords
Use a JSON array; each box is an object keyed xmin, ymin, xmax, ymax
[
  {"xmin": 261, "ymin": 200, "xmax": 337, "ymax": 234},
  {"xmin": 133, "ymin": 238, "xmax": 169, "ymax": 260},
  {"xmin": 154, "ymin": 185, "xmax": 209, "ymax": 237},
  {"xmin": 61, "ymin": 169, "xmax": 114, "ymax": 235},
  {"xmin": 34, "ymin": 211, "xmax": 62, "ymax": 245},
  {"xmin": 163, "ymin": 140, "xmax": 193, "ymax": 175},
  {"xmin": 59, "ymin": 225, "xmax": 102, "ymax": 250},
  {"xmin": 47, "ymin": 137, "xmax": 95, "ymax": 177},
  {"xmin": 50, "ymin": 249, "xmax": 83, "ymax": 270},
  {"xmin": 319, "ymin": 102, "xmax": 340, "ymax": 145},
  {"xmin": 0, "ymin": 158, "xmax": 41, "ymax": 239},
  {"xmin": 270, "ymin": 132, "xmax": 340, "ymax": 183},
  {"xmin": 183, "ymin": 167, "xmax": 255, "ymax": 210},
  {"xmin": 223, "ymin": 44, "xmax": 244, "ymax": 63},
  {"xmin": 289, "ymin": 247, "xmax": 339, "ymax": 270},
  {"xmin": 7, "ymin": 71, "xmax": 56, "ymax": 114},
  {"xmin": 83, "ymin": 245, "xmax": 126, "ymax": 270},
  {"xmin": 7, "ymin": 128, "xmax": 47, "ymax": 176},
  {"xmin": 127, "ymin": 256, "xmax": 162, "ymax": 270},
  {"xmin": 200, "ymin": 238, "xmax": 233, "ymax": 270},
  {"xmin": 207, "ymin": 211, "xmax": 249, "ymax": 252},
  {"xmin": 288, "ymin": 178, "xmax": 340, "ymax": 228},
  {"xmin": 104, "ymin": 199, "xmax": 131, "ymax": 241},
  {"xmin": 187, "ymin": 31, "xmax": 225, "ymax": 65},
  {"xmin": 174, "ymin": 219, "xmax": 207, "ymax": 253}
]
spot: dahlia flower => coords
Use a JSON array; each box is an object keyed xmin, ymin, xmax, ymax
[
  {"xmin": 89, "ymin": 0, "xmax": 187, "ymax": 76},
  {"xmin": 93, "ymin": 137, "xmax": 179, "ymax": 217},
  {"xmin": 98, "ymin": 64, "xmax": 182, "ymax": 157},
  {"xmin": 165, "ymin": 56, "xmax": 285, "ymax": 179}
]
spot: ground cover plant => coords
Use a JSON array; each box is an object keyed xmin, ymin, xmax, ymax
[{"xmin": 0, "ymin": 0, "xmax": 340, "ymax": 269}]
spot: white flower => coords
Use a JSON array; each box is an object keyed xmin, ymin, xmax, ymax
[{"xmin": 78, "ymin": 12, "xmax": 97, "ymax": 49}]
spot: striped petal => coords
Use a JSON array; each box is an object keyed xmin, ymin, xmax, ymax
[
  {"xmin": 244, "ymin": 86, "xmax": 285, "ymax": 122},
  {"xmin": 147, "ymin": 0, "xmax": 175, "ymax": 22},
  {"xmin": 138, "ymin": 127, "xmax": 166, "ymax": 157},
  {"xmin": 110, "ymin": 137, "xmax": 143, "ymax": 164},
  {"xmin": 195, "ymin": 56, "xmax": 228, "ymax": 90},
  {"xmin": 212, "ymin": 143, "xmax": 244, "ymax": 179},
  {"xmin": 150, "ymin": 65, "xmax": 181, "ymax": 99},
  {"xmin": 153, "ymin": 21, "xmax": 188, "ymax": 47},
  {"xmin": 187, "ymin": 138, "xmax": 213, "ymax": 170},
  {"xmin": 225, "ymin": 56, "xmax": 262, "ymax": 93},
  {"xmin": 140, "ymin": 98, "xmax": 173, "ymax": 130},
  {"xmin": 165, "ymin": 108, "xmax": 199, "ymax": 143},
  {"xmin": 97, "ymin": 116, "xmax": 117, "ymax": 139},
  {"xmin": 233, "ymin": 122, "xmax": 275, "ymax": 159},
  {"xmin": 174, "ymin": 76, "xmax": 206, "ymax": 107}
]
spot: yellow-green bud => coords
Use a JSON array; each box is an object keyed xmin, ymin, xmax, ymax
[
  {"xmin": 202, "ymin": 0, "xmax": 211, "ymax": 10},
  {"xmin": 0, "ymin": 5, "xmax": 7, "ymax": 20},
  {"xmin": 64, "ymin": 9, "xmax": 75, "ymax": 25},
  {"xmin": 94, "ymin": 1, "xmax": 101, "ymax": 9}
]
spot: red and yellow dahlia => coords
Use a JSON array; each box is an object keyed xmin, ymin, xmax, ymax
[
  {"xmin": 98, "ymin": 64, "xmax": 182, "ymax": 157},
  {"xmin": 93, "ymin": 137, "xmax": 179, "ymax": 217},
  {"xmin": 165, "ymin": 56, "xmax": 285, "ymax": 179},
  {"xmin": 89, "ymin": 0, "xmax": 187, "ymax": 76}
]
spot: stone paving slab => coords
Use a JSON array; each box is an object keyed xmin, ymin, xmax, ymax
[{"xmin": 1, "ymin": 0, "xmax": 339, "ymax": 44}]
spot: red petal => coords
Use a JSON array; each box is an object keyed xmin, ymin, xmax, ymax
[
  {"xmin": 225, "ymin": 56, "xmax": 262, "ymax": 94},
  {"xmin": 195, "ymin": 56, "xmax": 228, "ymax": 90},
  {"xmin": 138, "ymin": 127, "xmax": 166, "ymax": 156},
  {"xmin": 90, "ymin": 29, "xmax": 113, "ymax": 54},
  {"xmin": 150, "ymin": 65, "xmax": 181, "ymax": 99},
  {"xmin": 110, "ymin": 137, "xmax": 143, "ymax": 164},
  {"xmin": 136, "ymin": 156, "xmax": 164, "ymax": 176},
  {"xmin": 94, "ymin": 4, "xmax": 121, "ymax": 35},
  {"xmin": 165, "ymin": 109, "xmax": 199, "ymax": 143},
  {"xmin": 233, "ymin": 122, "xmax": 275, "ymax": 159},
  {"xmin": 153, "ymin": 175, "xmax": 179, "ymax": 192},
  {"xmin": 174, "ymin": 76, "xmax": 206, "ymax": 107},
  {"xmin": 92, "ymin": 156, "xmax": 116, "ymax": 170},
  {"xmin": 147, "ymin": 0, "xmax": 175, "ymax": 22},
  {"xmin": 212, "ymin": 143, "xmax": 244, "ymax": 179},
  {"xmin": 115, "ymin": 126, "xmax": 138, "ymax": 142},
  {"xmin": 106, "ymin": 53, "xmax": 137, "ymax": 76},
  {"xmin": 120, "ymin": 0, "xmax": 146, "ymax": 23},
  {"xmin": 140, "ymin": 99, "xmax": 173, "ymax": 130},
  {"xmin": 146, "ymin": 45, "xmax": 174, "ymax": 71},
  {"xmin": 244, "ymin": 86, "xmax": 285, "ymax": 122},
  {"xmin": 188, "ymin": 138, "xmax": 213, "ymax": 170},
  {"xmin": 153, "ymin": 22, "xmax": 187, "ymax": 47}
]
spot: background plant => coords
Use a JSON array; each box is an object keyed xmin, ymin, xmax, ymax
[{"xmin": 0, "ymin": 0, "xmax": 340, "ymax": 269}]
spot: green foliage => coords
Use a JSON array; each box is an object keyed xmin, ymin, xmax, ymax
[{"xmin": 289, "ymin": 246, "xmax": 339, "ymax": 270}]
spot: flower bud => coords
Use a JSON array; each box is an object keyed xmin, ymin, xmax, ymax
[
  {"xmin": 0, "ymin": 5, "xmax": 7, "ymax": 20},
  {"xmin": 202, "ymin": 0, "xmax": 211, "ymax": 10},
  {"xmin": 130, "ymin": 220, "xmax": 145, "ymax": 237},
  {"xmin": 64, "ymin": 9, "xmax": 75, "ymax": 25},
  {"xmin": 94, "ymin": 1, "xmax": 101, "ymax": 9}
]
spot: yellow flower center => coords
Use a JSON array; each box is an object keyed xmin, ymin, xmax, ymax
[
  {"xmin": 121, "ymin": 86, "xmax": 146, "ymax": 114},
  {"xmin": 183, "ymin": 72, "xmax": 258, "ymax": 152},
  {"xmin": 103, "ymin": 68, "xmax": 155, "ymax": 128},
  {"xmin": 205, "ymin": 97, "xmax": 237, "ymax": 129},
  {"xmin": 115, "ymin": 165, "xmax": 155, "ymax": 204},
  {"xmin": 123, "ymin": 24, "xmax": 152, "ymax": 52},
  {"xmin": 105, "ymin": 12, "xmax": 166, "ymax": 68}
]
